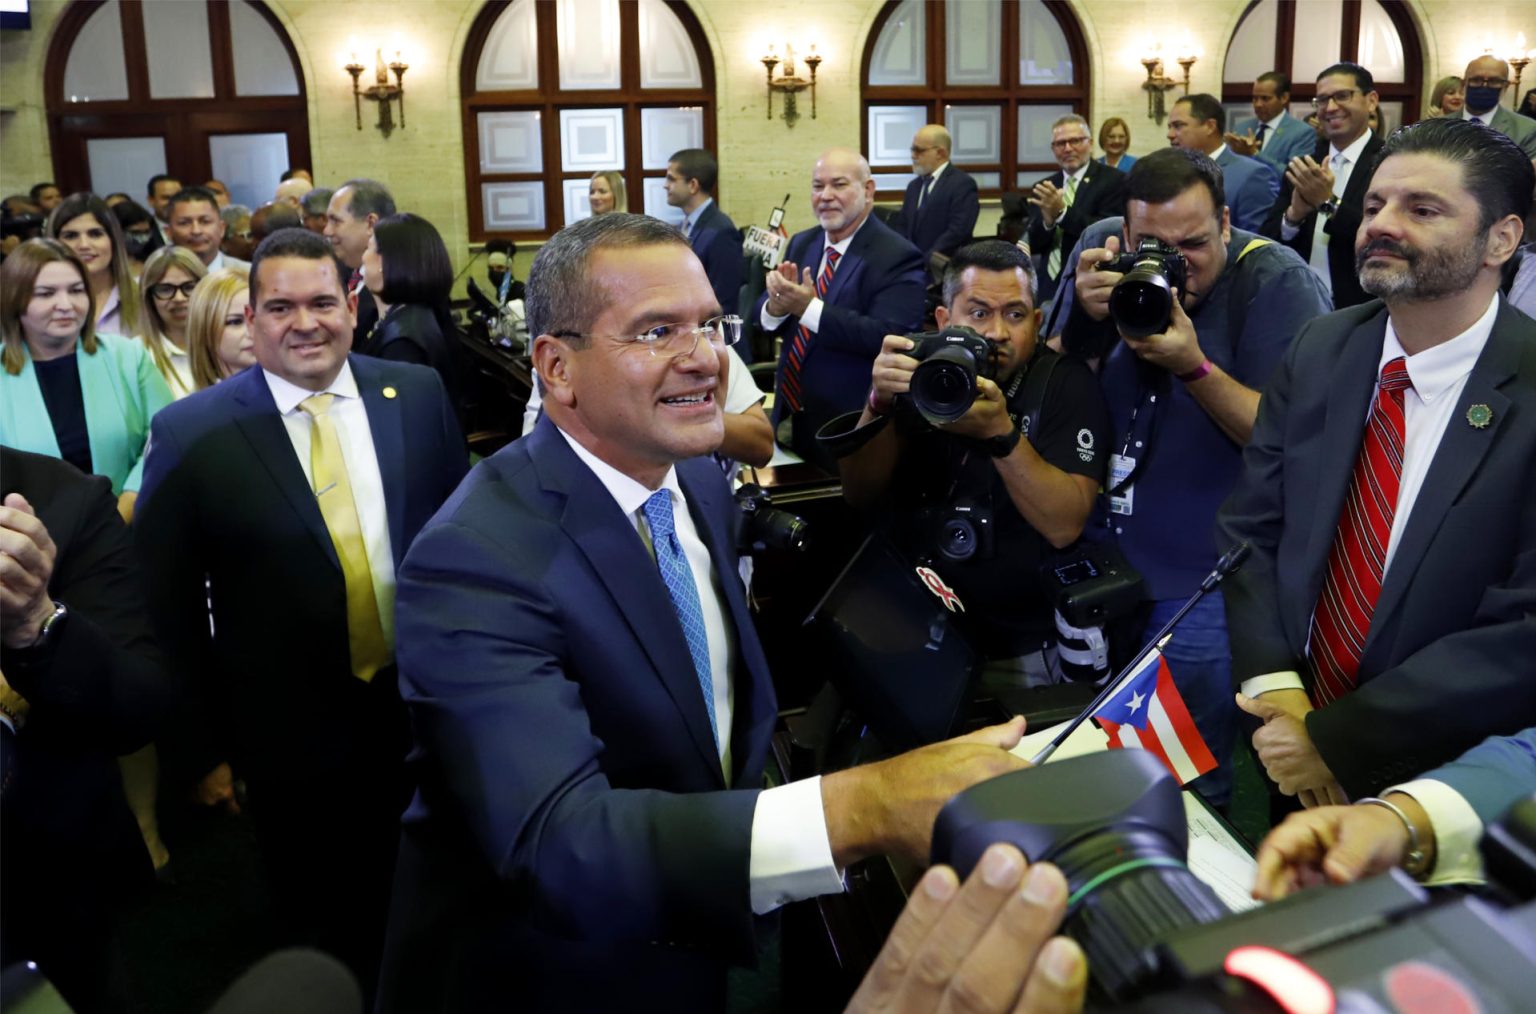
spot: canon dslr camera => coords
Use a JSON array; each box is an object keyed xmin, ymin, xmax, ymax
[
  {"xmin": 902, "ymin": 325, "xmax": 997, "ymax": 425},
  {"xmin": 1098, "ymin": 237, "xmax": 1189, "ymax": 339}
]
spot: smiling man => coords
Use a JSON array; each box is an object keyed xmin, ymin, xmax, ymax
[
  {"xmin": 377, "ymin": 214, "xmax": 1035, "ymax": 1012},
  {"xmin": 757, "ymin": 147, "xmax": 926, "ymax": 470},
  {"xmin": 1220, "ymin": 117, "xmax": 1536, "ymax": 812},
  {"xmin": 164, "ymin": 187, "xmax": 246, "ymax": 272},
  {"xmin": 135, "ymin": 227, "xmax": 466, "ymax": 994}
]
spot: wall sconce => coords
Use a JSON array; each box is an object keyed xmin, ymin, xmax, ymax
[
  {"xmin": 762, "ymin": 43, "xmax": 822, "ymax": 127},
  {"xmin": 1506, "ymin": 33, "xmax": 1531, "ymax": 97},
  {"xmin": 1140, "ymin": 41, "xmax": 1197, "ymax": 124},
  {"xmin": 345, "ymin": 45, "xmax": 408, "ymax": 137}
]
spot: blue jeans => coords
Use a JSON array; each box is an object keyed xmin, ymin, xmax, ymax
[{"xmin": 1143, "ymin": 592, "xmax": 1236, "ymax": 807}]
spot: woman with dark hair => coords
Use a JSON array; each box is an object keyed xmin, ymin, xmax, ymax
[
  {"xmin": 359, "ymin": 212, "xmax": 466, "ymax": 412},
  {"xmin": 1520, "ymin": 87, "xmax": 1536, "ymax": 120},
  {"xmin": 110, "ymin": 199, "xmax": 163, "ymax": 274},
  {"xmin": 46, "ymin": 192, "xmax": 141, "ymax": 337}
]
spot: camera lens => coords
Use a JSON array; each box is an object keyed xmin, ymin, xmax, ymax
[
  {"xmin": 910, "ymin": 347, "xmax": 979, "ymax": 424},
  {"xmin": 939, "ymin": 518, "xmax": 977, "ymax": 561},
  {"xmin": 1109, "ymin": 262, "xmax": 1176, "ymax": 339}
]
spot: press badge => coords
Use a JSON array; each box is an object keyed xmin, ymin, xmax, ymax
[{"xmin": 1108, "ymin": 454, "xmax": 1135, "ymax": 515}]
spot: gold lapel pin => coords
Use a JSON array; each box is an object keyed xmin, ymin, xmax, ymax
[
  {"xmin": 382, "ymin": 386, "xmax": 398, "ymax": 400},
  {"xmin": 1466, "ymin": 404, "xmax": 1492, "ymax": 429}
]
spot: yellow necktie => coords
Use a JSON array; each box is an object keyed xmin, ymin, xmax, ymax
[{"xmin": 300, "ymin": 394, "xmax": 389, "ymax": 682}]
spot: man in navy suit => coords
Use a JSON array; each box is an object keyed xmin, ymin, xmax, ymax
[
  {"xmin": 376, "ymin": 213, "xmax": 1028, "ymax": 1012},
  {"xmin": 897, "ymin": 124, "xmax": 980, "ymax": 261},
  {"xmin": 666, "ymin": 148, "xmax": 745, "ymax": 326},
  {"xmin": 757, "ymin": 148, "xmax": 926, "ymax": 471},
  {"xmin": 135, "ymin": 228, "xmax": 467, "ymax": 990},
  {"xmin": 1168, "ymin": 93, "xmax": 1279, "ymax": 233},
  {"xmin": 1225, "ymin": 72, "xmax": 1318, "ymax": 175},
  {"xmin": 1220, "ymin": 119, "xmax": 1536, "ymax": 809}
]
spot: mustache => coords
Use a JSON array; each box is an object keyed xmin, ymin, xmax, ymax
[{"xmin": 1357, "ymin": 238, "xmax": 1416, "ymax": 266}]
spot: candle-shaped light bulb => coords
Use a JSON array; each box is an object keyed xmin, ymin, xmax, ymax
[{"xmin": 375, "ymin": 48, "xmax": 387, "ymax": 84}]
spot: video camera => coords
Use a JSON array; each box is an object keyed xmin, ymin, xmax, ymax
[
  {"xmin": 1098, "ymin": 238, "xmax": 1188, "ymax": 339},
  {"xmin": 901, "ymin": 325, "xmax": 997, "ymax": 425},
  {"xmin": 934, "ymin": 749, "xmax": 1536, "ymax": 1010}
]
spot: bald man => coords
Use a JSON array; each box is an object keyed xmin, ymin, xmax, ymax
[
  {"xmin": 274, "ymin": 177, "xmax": 310, "ymax": 208},
  {"xmin": 1456, "ymin": 55, "xmax": 1536, "ymax": 161},
  {"xmin": 897, "ymin": 124, "xmax": 980, "ymax": 260},
  {"xmin": 756, "ymin": 147, "xmax": 926, "ymax": 470}
]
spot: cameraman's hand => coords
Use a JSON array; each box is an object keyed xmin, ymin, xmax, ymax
[
  {"xmin": 870, "ymin": 334, "xmax": 920, "ymax": 412},
  {"xmin": 942, "ymin": 376, "xmax": 1014, "ymax": 442},
  {"xmin": 1119, "ymin": 289, "xmax": 1205, "ymax": 376},
  {"xmin": 846, "ymin": 844, "xmax": 1087, "ymax": 1014},
  {"xmin": 1074, "ymin": 235, "xmax": 1122, "ymax": 322},
  {"xmin": 765, "ymin": 260, "xmax": 817, "ymax": 318},
  {"xmin": 1253, "ymin": 802, "xmax": 1416, "ymax": 901}
]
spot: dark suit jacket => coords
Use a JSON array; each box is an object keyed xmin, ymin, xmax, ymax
[
  {"xmin": 0, "ymin": 447, "xmax": 171, "ymax": 1012},
  {"xmin": 1260, "ymin": 132, "xmax": 1384, "ymax": 309},
  {"xmin": 756, "ymin": 215, "xmax": 925, "ymax": 463},
  {"xmin": 359, "ymin": 302, "xmax": 470, "ymax": 428},
  {"xmin": 689, "ymin": 200, "xmax": 746, "ymax": 323},
  {"xmin": 377, "ymin": 415, "xmax": 778, "ymax": 1012},
  {"xmin": 898, "ymin": 163, "xmax": 980, "ymax": 258},
  {"xmin": 1218, "ymin": 298, "xmax": 1536, "ymax": 798},
  {"xmin": 1026, "ymin": 163, "xmax": 1127, "ymax": 280}
]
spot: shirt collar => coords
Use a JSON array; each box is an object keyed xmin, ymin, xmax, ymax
[
  {"xmin": 1331, "ymin": 129, "xmax": 1374, "ymax": 164},
  {"xmin": 264, "ymin": 358, "xmax": 359, "ymax": 415},
  {"xmin": 824, "ymin": 212, "xmax": 870, "ymax": 256},
  {"xmin": 684, "ymin": 197, "xmax": 713, "ymax": 233},
  {"xmin": 207, "ymin": 251, "xmax": 226, "ymax": 272},
  {"xmin": 556, "ymin": 425, "xmax": 683, "ymax": 517},
  {"xmin": 1210, "ymin": 143, "xmax": 1230, "ymax": 160},
  {"xmin": 927, "ymin": 161, "xmax": 950, "ymax": 182},
  {"xmin": 1380, "ymin": 293, "xmax": 1500, "ymax": 404},
  {"xmin": 1263, "ymin": 111, "xmax": 1287, "ymax": 130},
  {"xmin": 1462, "ymin": 106, "xmax": 1497, "ymax": 123}
]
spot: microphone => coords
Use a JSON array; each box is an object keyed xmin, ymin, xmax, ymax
[
  {"xmin": 204, "ymin": 949, "xmax": 361, "ymax": 1014},
  {"xmin": 1030, "ymin": 542, "xmax": 1251, "ymax": 766}
]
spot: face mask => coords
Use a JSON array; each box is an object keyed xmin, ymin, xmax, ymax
[
  {"xmin": 1465, "ymin": 86, "xmax": 1502, "ymax": 113},
  {"xmin": 124, "ymin": 232, "xmax": 156, "ymax": 258},
  {"xmin": 488, "ymin": 270, "xmax": 507, "ymax": 290}
]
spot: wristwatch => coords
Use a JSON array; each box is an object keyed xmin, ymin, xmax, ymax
[
  {"xmin": 1316, "ymin": 198, "xmax": 1340, "ymax": 217},
  {"xmin": 985, "ymin": 426, "xmax": 1023, "ymax": 459},
  {"xmin": 18, "ymin": 601, "xmax": 68, "ymax": 655}
]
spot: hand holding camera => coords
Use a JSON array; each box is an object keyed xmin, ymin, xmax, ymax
[{"xmin": 1120, "ymin": 289, "xmax": 1205, "ymax": 376}]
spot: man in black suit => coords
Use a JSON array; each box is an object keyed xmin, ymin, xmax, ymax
[
  {"xmin": 1261, "ymin": 62, "xmax": 1384, "ymax": 308},
  {"xmin": 1, "ymin": 448, "xmax": 172, "ymax": 1014},
  {"xmin": 135, "ymin": 229, "xmax": 466, "ymax": 990},
  {"xmin": 1027, "ymin": 114, "xmax": 1126, "ymax": 302},
  {"xmin": 665, "ymin": 148, "xmax": 745, "ymax": 325},
  {"xmin": 897, "ymin": 124, "xmax": 980, "ymax": 261},
  {"xmin": 1222, "ymin": 119, "xmax": 1536, "ymax": 806},
  {"xmin": 757, "ymin": 147, "xmax": 926, "ymax": 471},
  {"xmin": 323, "ymin": 178, "xmax": 395, "ymax": 346}
]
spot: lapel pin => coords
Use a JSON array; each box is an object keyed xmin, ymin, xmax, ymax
[
  {"xmin": 382, "ymin": 386, "xmax": 398, "ymax": 400},
  {"xmin": 1466, "ymin": 404, "xmax": 1492, "ymax": 429}
]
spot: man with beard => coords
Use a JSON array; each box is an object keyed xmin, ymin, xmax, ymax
[{"xmin": 1218, "ymin": 118, "xmax": 1536, "ymax": 810}]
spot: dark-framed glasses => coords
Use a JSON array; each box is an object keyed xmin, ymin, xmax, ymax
[
  {"xmin": 556, "ymin": 314, "xmax": 744, "ymax": 358},
  {"xmin": 151, "ymin": 280, "xmax": 199, "ymax": 300},
  {"xmin": 1312, "ymin": 89, "xmax": 1357, "ymax": 109}
]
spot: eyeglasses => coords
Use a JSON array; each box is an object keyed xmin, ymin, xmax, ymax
[
  {"xmin": 1465, "ymin": 77, "xmax": 1509, "ymax": 88},
  {"xmin": 910, "ymin": 145, "xmax": 938, "ymax": 155},
  {"xmin": 1312, "ymin": 89, "xmax": 1358, "ymax": 109},
  {"xmin": 150, "ymin": 280, "xmax": 199, "ymax": 300},
  {"xmin": 553, "ymin": 314, "xmax": 744, "ymax": 359},
  {"xmin": 1051, "ymin": 136, "xmax": 1091, "ymax": 149}
]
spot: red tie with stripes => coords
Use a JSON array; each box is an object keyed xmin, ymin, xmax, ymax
[
  {"xmin": 779, "ymin": 249, "xmax": 842, "ymax": 414},
  {"xmin": 1307, "ymin": 357, "xmax": 1413, "ymax": 705}
]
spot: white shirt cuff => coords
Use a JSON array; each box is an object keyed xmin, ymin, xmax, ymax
[
  {"xmin": 1389, "ymin": 780, "xmax": 1487, "ymax": 885},
  {"xmin": 1240, "ymin": 671, "xmax": 1305, "ymax": 698},
  {"xmin": 749, "ymin": 775, "xmax": 844, "ymax": 914},
  {"xmin": 799, "ymin": 297, "xmax": 825, "ymax": 333},
  {"xmin": 760, "ymin": 304, "xmax": 788, "ymax": 331},
  {"xmin": 1279, "ymin": 217, "xmax": 1301, "ymax": 241},
  {"xmin": 0, "ymin": 713, "xmax": 15, "ymax": 735}
]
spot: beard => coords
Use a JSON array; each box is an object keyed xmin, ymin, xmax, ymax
[{"xmin": 1356, "ymin": 234, "xmax": 1486, "ymax": 301}]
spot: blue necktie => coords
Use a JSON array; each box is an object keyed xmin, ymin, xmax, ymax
[{"xmin": 642, "ymin": 490, "xmax": 719, "ymax": 751}]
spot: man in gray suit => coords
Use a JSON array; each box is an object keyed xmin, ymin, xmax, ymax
[
  {"xmin": 1167, "ymin": 93, "xmax": 1279, "ymax": 232},
  {"xmin": 1456, "ymin": 54, "xmax": 1536, "ymax": 161},
  {"xmin": 1225, "ymin": 72, "xmax": 1318, "ymax": 175}
]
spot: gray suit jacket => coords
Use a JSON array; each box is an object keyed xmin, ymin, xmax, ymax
[{"xmin": 1460, "ymin": 105, "xmax": 1536, "ymax": 160}]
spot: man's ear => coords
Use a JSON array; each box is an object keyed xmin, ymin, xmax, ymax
[
  {"xmin": 1487, "ymin": 213, "xmax": 1524, "ymax": 267},
  {"xmin": 532, "ymin": 333, "xmax": 578, "ymax": 407},
  {"xmin": 934, "ymin": 305, "xmax": 951, "ymax": 328}
]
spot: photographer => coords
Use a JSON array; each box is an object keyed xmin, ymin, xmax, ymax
[
  {"xmin": 838, "ymin": 240, "xmax": 1110, "ymax": 675},
  {"xmin": 1060, "ymin": 148, "xmax": 1330, "ymax": 806}
]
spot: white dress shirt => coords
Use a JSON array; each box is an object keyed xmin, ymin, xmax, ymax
[
  {"xmin": 1257, "ymin": 111, "xmax": 1287, "ymax": 152},
  {"xmin": 264, "ymin": 361, "xmax": 398, "ymax": 651},
  {"xmin": 97, "ymin": 285, "xmax": 124, "ymax": 338},
  {"xmin": 917, "ymin": 160, "xmax": 950, "ymax": 209},
  {"xmin": 1280, "ymin": 129, "xmax": 1373, "ymax": 293},
  {"xmin": 760, "ymin": 214, "xmax": 871, "ymax": 335},
  {"xmin": 1384, "ymin": 777, "xmax": 1487, "ymax": 884},
  {"xmin": 556, "ymin": 427, "xmax": 842, "ymax": 913},
  {"xmin": 165, "ymin": 345, "xmax": 195, "ymax": 398}
]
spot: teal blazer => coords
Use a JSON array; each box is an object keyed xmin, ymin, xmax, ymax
[{"xmin": 0, "ymin": 333, "xmax": 175, "ymax": 494}]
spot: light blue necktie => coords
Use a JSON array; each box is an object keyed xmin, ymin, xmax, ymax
[{"xmin": 642, "ymin": 490, "xmax": 719, "ymax": 751}]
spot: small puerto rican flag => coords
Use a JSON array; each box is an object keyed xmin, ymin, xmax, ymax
[{"xmin": 1092, "ymin": 646, "xmax": 1216, "ymax": 786}]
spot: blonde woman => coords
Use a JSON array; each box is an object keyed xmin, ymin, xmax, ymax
[
  {"xmin": 588, "ymin": 170, "xmax": 627, "ymax": 215},
  {"xmin": 136, "ymin": 245, "xmax": 207, "ymax": 397},
  {"xmin": 46, "ymin": 192, "xmax": 142, "ymax": 337},
  {"xmin": 186, "ymin": 268, "xmax": 253, "ymax": 390},
  {"xmin": 1429, "ymin": 76, "xmax": 1464, "ymax": 117}
]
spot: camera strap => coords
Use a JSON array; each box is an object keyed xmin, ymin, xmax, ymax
[{"xmin": 1007, "ymin": 345, "xmax": 1059, "ymax": 444}]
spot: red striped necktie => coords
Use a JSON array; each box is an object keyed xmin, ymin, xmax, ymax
[
  {"xmin": 779, "ymin": 248, "xmax": 841, "ymax": 414},
  {"xmin": 1307, "ymin": 356, "xmax": 1413, "ymax": 705}
]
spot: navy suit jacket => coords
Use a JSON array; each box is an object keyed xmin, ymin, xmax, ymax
[
  {"xmin": 897, "ymin": 164, "xmax": 980, "ymax": 258},
  {"xmin": 1232, "ymin": 113, "xmax": 1317, "ymax": 176},
  {"xmin": 135, "ymin": 357, "xmax": 467, "ymax": 789},
  {"xmin": 689, "ymin": 200, "xmax": 746, "ymax": 321},
  {"xmin": 377, "ymin": 415, "xmax": 779, "ymax": 1012},
  {"xmin": 1214, "ymin": 147, "xmax": 1280, "ymax": 233},
  {"xmin": 1429, "ymin": 729, "xmax": 1536, "ymax": 828},
  {"xmin": 1218, "ymin": 298, "xmax": 1536, "ymax": 798}
]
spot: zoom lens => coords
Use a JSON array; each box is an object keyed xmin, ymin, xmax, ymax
[
  {"xmin": 1108, "ymin": 264, "xmax": 1176, "ymax": 339},
  {"xmin": 910, "ymin": 347, "xmax": 980, "ymax": 424}
]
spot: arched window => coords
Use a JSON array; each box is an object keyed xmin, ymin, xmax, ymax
[
  {"xmin": 861, "ymin": 0, "xmax": 1090, "ymax": 196},
  {"xmin": 45, "ymin": 0, "xmax": 309, "ymax": 209},
  {"xmin": 1222, "ymin": 0, "xmax": 1423, "ymax": 135},
  {"xmin": 461, "ymin": 0, "xmax": 716, "ymax": 240}
]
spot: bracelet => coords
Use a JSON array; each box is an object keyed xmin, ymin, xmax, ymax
[
  {"xmin": 867, "ymin": 386, "xmax": 889, "ymax": 417},
  {"xmin": 1357, "ymin": 796, "xmax": 1429, "ymax": 877},
  {"xmin": 1176, "ymin": 359, "xmax": 1213, "ymax": 383}
]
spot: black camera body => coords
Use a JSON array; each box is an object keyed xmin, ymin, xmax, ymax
[
  {"xmin": 903, "ymin": 325, "xmax": 997, "ymax": 425},
  {"xmin": 1099, "ymin": 237, "xmax": 1189, "ymax": 339},
  {"xmin": 929, "ymin": 498, "xmax": 994, "ymax": 564},
  {"xmin": 735, "ymin": 483, "xmax": 808, "ymax": 554}
]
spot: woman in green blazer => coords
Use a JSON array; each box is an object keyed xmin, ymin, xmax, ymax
[{"xmin": 0, "ymin": 238, "xmax": 173, "ymax": 519}]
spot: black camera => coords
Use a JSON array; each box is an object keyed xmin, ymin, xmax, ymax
[
  {"xmin": 930, "ymin": 498, "xmax": 994, "ymax": 563},
  {"xmin": 1098, "ymin": 237, "xmax": 1189, "ymax": 339},
  {"xmin": 903, "ymin": 325, "xmax": 997, "ymax": 425},
  {"xmin": 735, "ymin": 483, "xmax": 808, "ymax": 554}
]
